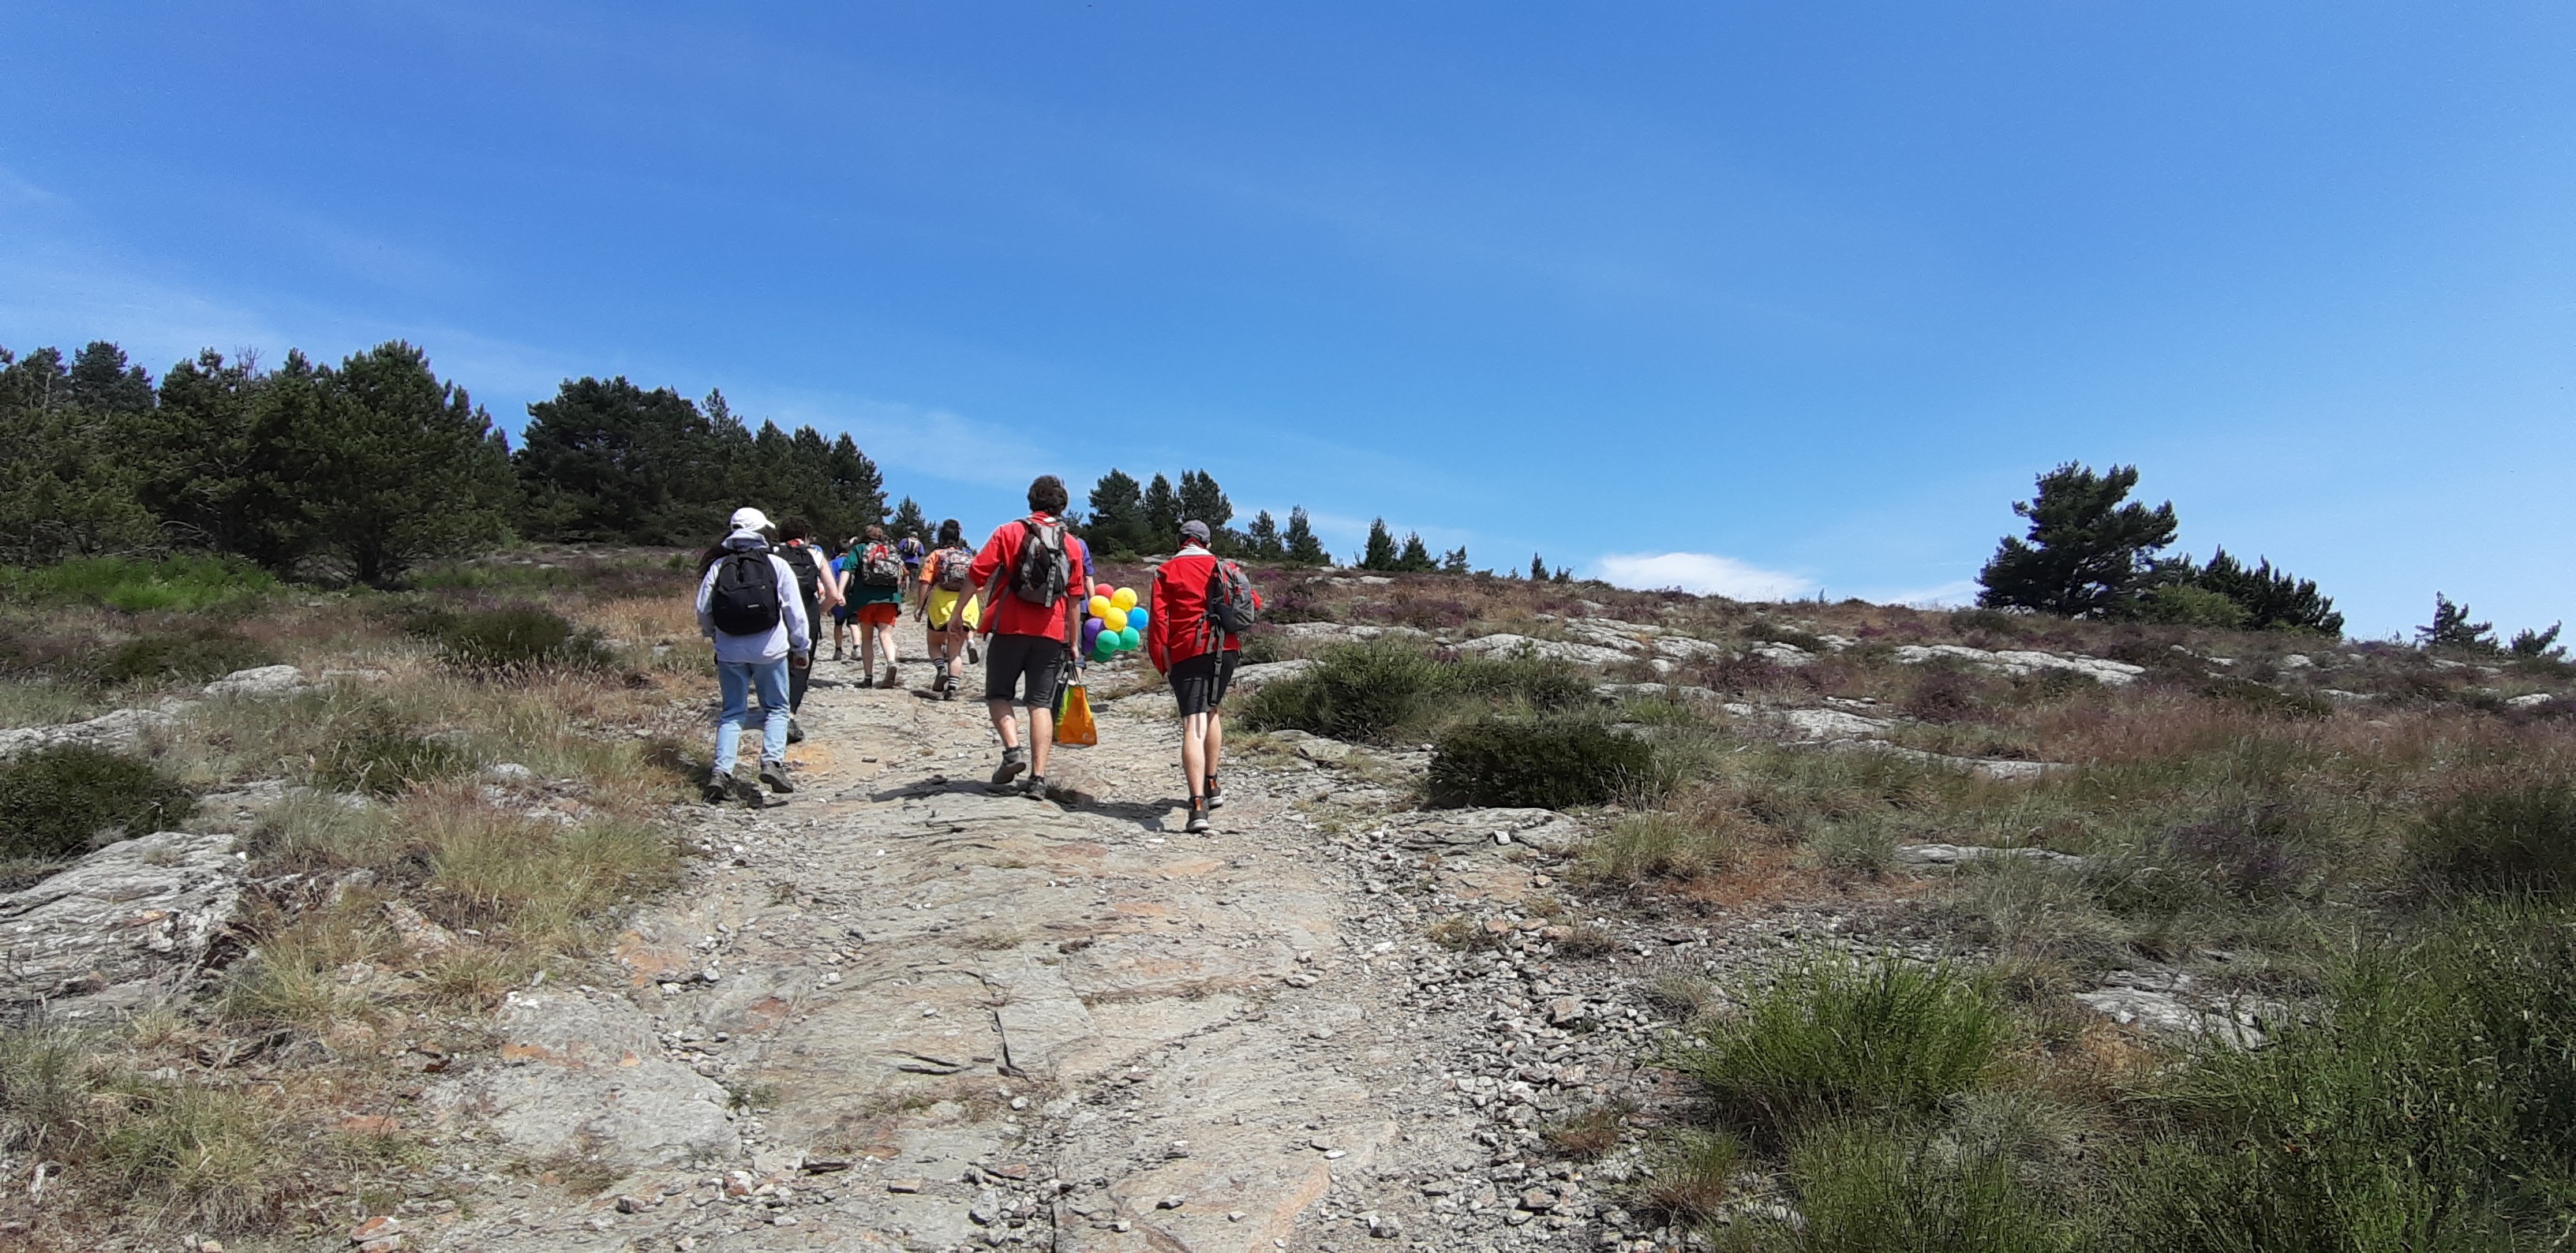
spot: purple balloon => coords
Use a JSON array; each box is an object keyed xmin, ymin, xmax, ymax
[{"xmin": 1082, "ymin": 618, "xmax": 1104, "ymax": 649}]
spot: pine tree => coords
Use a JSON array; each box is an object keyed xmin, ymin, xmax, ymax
[
  {"xmin": 268, "ymin": 341, "xmax": 515, "ymax": 587},
  {"xmin": 1178, "ymin": 469, "xmax": 1234, "ymax": 531},
  {"xmin": 1283, "ymin": 507, "xmax": 1327, "ymax": 566},
  {"xmin": 1442, "ymin": 547, "xmax": 1470, "ymax": 573},
  {"xmin": 515, "ymin": 376, "xmax": 726, "ymax": 543},
  {"xmin": 1396, "ymin": 531, "xmax": 1434, "ymax": 571},
  {"xmin": 2191, "ymin": 548, "xmax": 2343, "ymax": 635},
  {"xmin": 1142, "ymin": 473, "xmax": 1182, "ymax": 551},
  {"xmin": 0, "ymin": 345, "xmax": 161, "ymax": 563},
  {"xmin": 66, "ymin": 342, "xmax": 155, "ymax": 413},
  {"xmin": 1361, "ymin": 518, "xmax": 1400, "ymax": 570},
  {"xmin": 1530, "ymin": 553, "xmax": 1548, "ymax": 581},
  {"xmin": 820, "ymin": 433, "xmax": 887, "ymax": 541},
  {"xmin": 1087, "ymin": 469, "xmax": 1147, "ymax": 556},
  {"xmin": 2509, "ymin": 623, "xmax": 2566, "ymax": 660},
  {"xmin": 1244, "ymin": 510, "xmax": 1283, "ymax": 560},
  {"xmin": 2419, "ymin": 594, "xmax": 2496, "ymax": 652},
  {"xmin": 889, "ymin": 496, "xmax": 927, "ymax": 541},
  {"xmin": 1977, "ymin": 462, "xmax": 2178, "ymax": 617}
]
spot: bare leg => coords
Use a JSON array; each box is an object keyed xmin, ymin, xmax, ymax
[
  {"xmin": 987, "ymin": 700, "xmax": 1020, "ymax": 750},
  {"xmin": 1205, "ymin": 709, "xmax": 1224, "ymax": 791},
  {"xmin": 1179, "ymin": 710, "xmax": 1211, "ymax": 800},
  {"xmin": 1028, "ymin": 706, "xmax": 1056, "ymax": 777}
]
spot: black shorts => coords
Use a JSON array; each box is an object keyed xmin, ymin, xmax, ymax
[
  {"xmin": 984, "ymin": 633, "xmax": 1069, "ymax": 707},
  {"xmin": 1169, "ymin": 650, "xmax": 1238, "ymax": 717}
]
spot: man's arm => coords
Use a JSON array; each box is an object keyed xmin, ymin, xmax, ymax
[{"xmin": 775, "ymin": 556, "xmax": 811, "ymax": 657}]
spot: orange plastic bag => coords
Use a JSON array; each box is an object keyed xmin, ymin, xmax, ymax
[{"xmin": 1054, "ymin": 679, "xmax": 1098, "ymax": 747}]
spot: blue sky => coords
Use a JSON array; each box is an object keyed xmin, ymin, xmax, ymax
[{"xmin": 2, "ymin": 2, "xmax": 2569, "ymax": 637}]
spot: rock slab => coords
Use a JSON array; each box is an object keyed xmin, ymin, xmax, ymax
[{"xmin": 0, "ymin": 832, "xmax": 244, "ymax": 1022}]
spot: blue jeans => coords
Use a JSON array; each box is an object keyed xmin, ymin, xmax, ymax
[{"xmin": 713, "ymin": 659, "xmax": 791, "ymax": 777}]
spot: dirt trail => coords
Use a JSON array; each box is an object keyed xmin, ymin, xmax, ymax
[{"xmin": 428, "ymin": 656, "xmax": 1742, "ymax": 1253}]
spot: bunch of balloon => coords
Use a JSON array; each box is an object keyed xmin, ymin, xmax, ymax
[{"xmin": 1085, "ymin": 586, "xmax": 1148, "ymax": 663}]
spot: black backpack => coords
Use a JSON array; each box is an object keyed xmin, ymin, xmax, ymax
[
  {"xmin": 859, "ymin": 541, "xmax": 904, "ymax": 588},
  {"xmin": 1009, "ymin": 518, "xmax": 1071, "ymax": 607},
  {"xmin": 708, "ymin": 551, "xmax": 783, "ymax": 635},
  {"xmin": 781, "ymin": 544, "xmax": 824, "ymax": 610},
  {"xmin": 934, "ymin": 545, "xmax": 975, "ymax": 591},
  {"xmin": 1204, "ymin": 557, "xmax": 1259, "ymax": 636}
]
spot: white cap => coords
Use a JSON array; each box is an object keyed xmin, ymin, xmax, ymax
[{"xmin": 728, "ymin": 507, "xmax": 773, "ymax": 533}]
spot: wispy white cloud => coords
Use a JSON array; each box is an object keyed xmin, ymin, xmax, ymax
[
  {"xmin": 1593, "ymin": 551, "xmax": 1819, "ymax": 601},
  {"xmin": 750, "ymin": 391, "xmax": 1056, "ymax": 491},
  {"xmin": 1863, "ymin": 578, "xmax": 1980, "ymax": 608}
]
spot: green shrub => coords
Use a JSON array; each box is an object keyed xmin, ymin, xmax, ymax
[
  {"xmin": 2408, "ymin": 780, "xmax": 2576, "ymax": 896},
  {"xmin": 1678, "ymin": 953, "xmax": 2006, "ymax": 1143},
  {"xmin": 1239, "ymin": 638, "xmax": 1588, "ymax": 742},
  {"xmin": 1642, "ymin": 1128, "xmax": 1746, "ymax": 1221},
  {"xmin": 1781, "ymin": 1120, "xmax": 2079, "ymax": 1253},
  {"xmin": 408, "ymin": 605, "xmax": 613, "ymax": 671},
  {"xmin": 1428, "ymin": 716, "xmax": 1657, "ymax": 809},
  {"xmin": 87, "ymin": 625, "xmax": 276, "ymax": 687},
  {"xmin": 313, "ymin": 713, "xmax": 479, "ymax": 797},
  {"xmin": 0, "ymin": 745, "xmax": 193, "ymax": 862},
  {"xmin": 0, "ymin": 555, "xmax": 276, "ymax": 613},
  {"xmin": 2140, "ymin": 584, "xmax": 2248, "ymax": 630},
  {"xmin": 1581, "ymin": 810, "xmax": 1738, "ymax": 883},
  {"xmin": 2200, "ymin": 675, "xmax": 2331, "ymax": 719},
  {"xmin": 2111, "ymin": 906, "xmax": 2576, "ymax": 1249}
]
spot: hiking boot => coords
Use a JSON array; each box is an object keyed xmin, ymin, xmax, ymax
[
  {"xmin": 700, "ymin": 780, "xmax": 730, "ymax": 805},
  {"xmin": 1204, "ymin": 779, "xmax": 1225, "ymax": 810},
  {"xmin": 989, "ymin": 746, "xmax": 1028, "ymax": 791},
  {"xmin": 1185, "ymin": 801, "xmax": 1213, "ymax": 835},
  {"xmin": 758, "ymin": 762, "xmax": 796, "ymax": 795},
  {"xmin": 788, "ymin": 717, "xmax": 805, "ymax": 744},
  {"xmin": 967, "ymin": 641, "xmax": 981, "ymax": 664},
  {"xmin": 883, "ymin": 665, "xmax": 900, "ymax": 689},
  {"xmin": 857, "ymin": 675, "xmax": 874, "ymax": 689},
  {"xmin": 728, "ymin": 775, "xmax": 771, "ymax": 808}
]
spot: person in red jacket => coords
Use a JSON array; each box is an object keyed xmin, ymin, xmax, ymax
[
  {"xmin": 1148, "ymin": 519, "xmax": 1259, "ymax": 833},
  {"xmin": 967, "ymin": 475, "xmax": 1095, "ymax": 799}
]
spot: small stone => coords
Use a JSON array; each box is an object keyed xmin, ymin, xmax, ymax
[
  {"xmin": 1229, "ymin": 1210, "xmax": 1247, "ymax": 1221},
  {"xmin": 350, "ymin": 1216, "xmax": 403, "ymax": 1244},
  {"xmin": 1324, "ymin": 1149, "xmax": 1347, "ymax": 1160},
  {"xmin": 1156, "ymin": 1195, "xmax": 1185, "ymax": 1209},
  {"xmin": 1368, "ymin": 1213, "xmax": 1404, "ymax": 1239},
  {"xmin": 886, "ymin": 1178, "xmax": 924, "ymax": 1193}
]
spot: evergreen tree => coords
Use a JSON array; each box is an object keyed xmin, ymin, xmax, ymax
[
  {"xmin": 818, "ymin": 433, "xmax": 887, "ymax": 542},
  {"xmin": 2419, "ymin": 594, "xmax": 2496, "ymax": 652},
  {"xmin": 1530, "ymin": 553, "xmax": 1548, "ymax": 581},
  {"xmin": 1243, "ymin": 510, "xmax": 1283, "ymax": 561},
  {"xmin": 1977, "ymin": 462, "xmax": 2178, "ymax": 617},
  {"xmin": 2191, "ymin": 548, "xmax": 2343, "ymax": 635},
  {"xmin": 1442, "ymin": 546, "xmax": 1470, "ymax": 573},
  {"xmin": 1396, "ymin": 531, "xmax": 1435, "ymax": 571},
  {"xmin": 266, "ymin": 342, "xmax": 515, "ymax": 586},
  {"xmin": 2509, "ymin": 623, "xmax": 2566, "ymax": 660},
  {"xmin": 889, "ymin": 496, "xmax": 927, "ymax": 542},
  {"xmin": 1283, "ymin": 507, "xmax": 1327, "ymax": 566},
  {"xmin": 137, "ymin": 350, "xmax": 277, "ymax": 560},
  {"xmin": 1142, "ymin": 473, "xmax": 1182, "ymax": 551},
  {"xmin": 0, "ymin": 346, "xmax": 160, "ymax": 563},
  {"xmin": 1087, "ymin": 469, "xmax": 1148, "ymax": 555},
  {"xmin": 1178, "ymin": 469, "xmax": 1234, "ymax": 531},
  {"xmin": 515, "ymin": 376, "xmax": 724, "ymax": 543},
  {"xmin": 1361, "ymin": 518, "xmax": 1400, "ymax": 570},
  {"xmin": 67, "ymin": 342, "xmax": 155, "ymax": 413}
]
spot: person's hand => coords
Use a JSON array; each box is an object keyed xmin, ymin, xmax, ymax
[{"xmin": 791, "ymin": 652, "xmax": 811, "ymax": 670}]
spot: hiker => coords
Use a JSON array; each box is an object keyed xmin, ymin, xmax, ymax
[
  {"xmin": 897, "ymin": 533, "xmax": 927, "ymax": 585},
  {"xmin": 968, "ymin": 475, "xmax": 1095, "ymax": 799},
  {"xmin": 829, "ymin": 536, "xmax": 867, "ymax": 661},
  {"xmin": 694, "ymin": 507, "xmax": 811, "ymax": 807},
  {"xmin": 915, "ymin": 518, "xmax": 980, "ymax": 699},
  {"xmin": 844, "ymin": 525, "xmax": 909, "ymax": 687},
  {"xmin": 1146, "ymin": 519, "xmax": 1261, "ymax": 833},
  {"xmin": 774, "ymin": 517, "xmax": 840, "ymax": 742}
]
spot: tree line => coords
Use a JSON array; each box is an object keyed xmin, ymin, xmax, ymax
[{"xmin": 0, "ymin": 339, "xmax": 889, "ymax": 585}]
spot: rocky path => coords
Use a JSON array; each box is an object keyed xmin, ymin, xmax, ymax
[{"xmin": 425, "ymin": 656, "xmax": 1758, "ymax": 1253}]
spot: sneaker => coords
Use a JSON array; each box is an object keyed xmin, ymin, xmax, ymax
[
  {"xmin": 989, "ymin": 746, "xmax": 1028, "ymax": 791},
  {"xmin": 1204, "ymin": 780, "xmax": 1225, "ymax": 810},
  {"xmin": 858, "ymin": 675, "xmax": 874, "ymax": 689},
  {"xmin": 884, "ymin": 665, "xmax": 900, "ymax": 688},
  {"xmin": 700, "ymin": 780, "xmax": 730, "ymax": 805},
  {"xmin": 788, "ymin": 717, "xmax": 805, "ymax": 744},
  {"xmin": 728, "ymin": 775, "xmax": 771, "ymax": 809},
  {"xmin": 1022, "ymin": 774, "xmax": 1051, "ymax": 802},
  {"xmin": 967, "ymin": 642, "xmax": 981, "ymax": 664},
  {"xmin": 759, "ymin": 762, "xmax": 796, "ymax": 795},
  {"xmin": 1185, "ymin": 801, "xmax": 1212, "ymax": 834}
]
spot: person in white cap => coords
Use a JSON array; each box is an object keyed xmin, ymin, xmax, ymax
[{"xmin": 693, "ymin": 507, "xmax": 811, "ymax": 806}]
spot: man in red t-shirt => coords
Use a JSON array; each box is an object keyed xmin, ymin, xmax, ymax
[
  {"xmin": 1147, "ymin": 519, "xmax": 1259, "ymax": 833},
  {"xmin": 968, "ymin": 475, "xmax": 1095, "ymax": 799}
]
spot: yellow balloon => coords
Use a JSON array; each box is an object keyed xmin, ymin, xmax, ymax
[
  {"xmin": 1088, "ymin": 594, "xmax": 1112, "ymax": 619},
  {"xmin": 1100, "ymin": 606, "xmax": 1129, "ymax": 634},
  {"xmin": 1110, "ymin": 587, "xmax": 1139, "ymax": 612}
]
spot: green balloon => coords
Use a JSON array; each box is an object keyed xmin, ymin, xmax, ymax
[{"xmin": 1118, "ymin": 626, "xmax": 1142, "ymax": 650}]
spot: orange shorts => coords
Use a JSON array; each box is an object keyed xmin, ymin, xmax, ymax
[{"xmin": 856, "ymin": 603, "xmax": 900, "ymax": 628}]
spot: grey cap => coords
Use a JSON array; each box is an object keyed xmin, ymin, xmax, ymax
[{"xmin": 1181, "ymin": 519, "xmax": 1211, "ymax": 542}]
